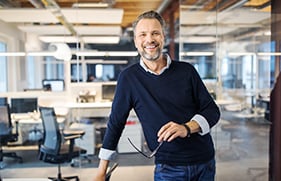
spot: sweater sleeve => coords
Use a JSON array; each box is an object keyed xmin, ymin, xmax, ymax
[
  {"xmin": 190, "ymin": 66, "xmax": 220, "ymax": 129},
  {"xmin": 101, "ymin": 71, "xmax": 133, "ymax": 151}
]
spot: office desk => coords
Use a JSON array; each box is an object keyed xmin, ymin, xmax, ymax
[
  {"xmin": 65, "ymin": 102, "xmax": 112, "ymax": 120},
  {"xmin": 64, "ymin": 102, "xmax": 137, "ymax": 120},
  {"xmin": 63, "ymin": 102, "xmax": 140, "ymax": 154},
  {"xmin": 11, "ymin": 114, "xmax": 65, "ymax": 145}
]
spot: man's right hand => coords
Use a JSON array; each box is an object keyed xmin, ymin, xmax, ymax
[
  {"xmin": 93, "ymin": 159, "xmax": 109, "ymax": 181},
  {"xmin": 93, "ymin": 172, "xmax": 106, "ymax": 181}
]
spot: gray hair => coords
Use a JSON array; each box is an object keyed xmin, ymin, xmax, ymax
[{"xmin": 132, "ymin": 10, "xmax": 166, "ymax": 36}]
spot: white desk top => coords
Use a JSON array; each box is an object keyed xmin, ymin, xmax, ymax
[
  {"xmin": 215, "ymin": 99, "xmax": 239, "ymax": 105},
  {"xmin": 62, "ymin": 101, "xmax": 112, "ymax": 109},
  {"xmin": 11, "ymin": 117, "xmax": 65, "ymax": 124}
]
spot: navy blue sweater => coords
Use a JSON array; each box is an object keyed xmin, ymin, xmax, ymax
[{"xmin": 102, "ymin": 61, "xmax": 220, "ymax": 165}]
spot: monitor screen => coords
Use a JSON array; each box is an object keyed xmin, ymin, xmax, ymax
[
  {"xmin": 10, "ymin": 98, "xmax": 38, "ymax": 113},
  {"xmin": 0, "ymin": 97, "xmax": 8, "ymax": 105},
  {"xmin": 42, "ymin": 79, "xmax": 64, "ymax": 92},
  {"xmin": 102, "ymin": 84, "xmax": 116, "ymax": 101}
]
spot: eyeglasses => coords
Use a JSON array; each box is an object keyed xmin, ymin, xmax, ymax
[{"xmin": 127, "ymin": 137, "xmax": 163, "ymax": 159}]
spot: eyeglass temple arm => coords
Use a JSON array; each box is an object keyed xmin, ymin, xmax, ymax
[{"xmin": 127, "ymin": 137, "xmax": 151, "ymax": 158}]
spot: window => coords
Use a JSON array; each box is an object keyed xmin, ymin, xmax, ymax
[{"xmin": 0, "ymin": 41, "xmax": 7, "ymax": 92}]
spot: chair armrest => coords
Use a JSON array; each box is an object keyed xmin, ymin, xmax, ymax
[
  {"xmin": 63, "ymin": 129, "xmax": 85, "ymax": 138},
  {"xmin": 64, "ymin": 134, "xmax": 83, "ymax": 140},
  {"xmin": 62, "ymin": 129, "xmax": 85, "ymax": 154}
]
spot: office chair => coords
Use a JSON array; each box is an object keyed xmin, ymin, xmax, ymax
[
  {"xmin": 0, "ymin": 104, "xmax": 23, "ymax": 169},
  {"xmin": 38, "ymin": 106, "xmax": 86, "ymax": 181}
]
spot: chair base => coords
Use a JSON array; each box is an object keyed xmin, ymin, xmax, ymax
[
  {"xmin": 48, "ymin": 164, "xmax": 80, "ymax": 181},
  {"xmin": 0, "ymin": 150, "xmax": 23, "ymax": 168},
  {"xmin": 1, "ymin": 152, "xmax": 23, "ymax": 162},
  {"xmin": 48, "ymin": 175, "xmax": 79, "ymax": 181}
]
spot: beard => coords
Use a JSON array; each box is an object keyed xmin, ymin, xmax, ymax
[{"xmin": 139, "ymin": 44, "xmax": 162, "ymax": 61}]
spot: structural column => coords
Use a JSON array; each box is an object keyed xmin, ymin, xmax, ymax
[{"xmin": 269, "ymin": 1, "xmax": 281, "ymax": 180}]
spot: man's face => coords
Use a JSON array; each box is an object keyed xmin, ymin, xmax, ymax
[{"xmin": 134, "ymin": 18, "xmax": 165, "ymax": 62}]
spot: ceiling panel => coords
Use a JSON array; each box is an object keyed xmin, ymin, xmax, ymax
[
  {"xmin": 17, "ymin": 25, "xmax": 71, "ymax": 35},
  {"xmin": 74, "ymin": 26, "xmax": 122, "ymax": 36},
  {"xmin": 218, "ymin": 9, "xmax": 270, "ymax": 24},
  {"xmin": 17, "ymin": 25, "xmax": 122, "ymax": 36},
  {"xmin": 61, "ymin": 8, "xmax": 124, "ymax": 24},
  {"xmin": 39, "ymin": 35, "xmax": 120, "ymax": 44},
  {"xmin": 181, "ymin": 26, "xmax": 237, "ymax": 36},
  {"xmin": 0, "ymin": 9, "xmax": 58, "ymax": 23},
  {"xmin": 180, "ymin": 9, "xmax": 270, "ymax": 25}
]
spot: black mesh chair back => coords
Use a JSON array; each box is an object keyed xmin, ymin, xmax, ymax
[
  {"xmin": 40, "ymin": 107, "xmax": 61, "ymax": 156},
  {"xmin": 0, "ymin": 105, "xmax": 12, "ymax": 136},
  {"xmin": 0, "ymin": 104, "xmax": 22, "ymax": 168},
  {"xmin": 39, "ymin": 106, "xmax": 86, "ymax": 180}
]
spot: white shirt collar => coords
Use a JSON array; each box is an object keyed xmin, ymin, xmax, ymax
[{"xmin": 139, "ymin": 54, "xmax": 172, "ymax": 75}]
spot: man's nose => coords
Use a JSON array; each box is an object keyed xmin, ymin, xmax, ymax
[{"xmin": 145, "ymin": 34, "xmax": 154, "ymax": 42}]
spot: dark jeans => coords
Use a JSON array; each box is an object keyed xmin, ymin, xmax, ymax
[{"xmin": 154, "ymin": 158, "xmax": 216, "ymax": 181}]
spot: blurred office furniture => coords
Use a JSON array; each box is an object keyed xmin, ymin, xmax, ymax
[
  {"xmin": 66, "ymin": 102, "xmax": 112, "ymax": 121},
  {"xmin": 69, "ymin": 121, "xmax": 96, "ymax": 155},
  {"xmin": 9, "ymin": 97, "xmax": 40, "ymax": 145},
  {"xmin": 38, "ymin": 106, "xmax": 86, "ymax": 181},
  {"xmin": 11, "ymin": 112, "xmax": 43, "ymax": 145},
  {"xmin": 77, "ymin": 90, "xmax": 96, "ymax": 103},
  {"xmin": 0, "ymin": 98, "xmax": 7, "ymax": 106},
  {"xmin": 0, "ymin": 104, "xmax": 23, "ymax": 169},
  {"xmin": 256, "ymin": 95, "xmax": 270, "ymax": 121},
  {"xmin": 10, "ymin": 98, "xmax": 38, "ymax": 114},
  {"xmin": 101, "ymin": 83, "xmax": 116, "ymax": 101},
  {"xmin": 42, "ymin": 79, "xmax": 65, "ymax": 92}
]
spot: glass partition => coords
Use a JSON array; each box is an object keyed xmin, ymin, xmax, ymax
[{"xmin": 180, "ymin": 0, "xmax": 272, "ymax": 180}]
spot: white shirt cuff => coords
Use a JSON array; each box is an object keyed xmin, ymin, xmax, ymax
[
  {"xmin": 191, "ymin": 114, "xmax": 210, "ymax": 135},
  {"xmin": 98, "ymin": 148, "xmax": 117, "ymax": 161}
]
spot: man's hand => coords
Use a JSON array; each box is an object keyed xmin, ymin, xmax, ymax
[
  {"xmin": 157, "ymin": 121, "xmax": 188, "ymax": 142},
  {"xmin": 93, "ymin": 159, "xmax": 109, "ymax": 181}
]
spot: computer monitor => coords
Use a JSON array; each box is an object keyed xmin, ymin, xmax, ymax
[
  {"xmin": 0, "ymin": 97, "xmax": 8, "ymax": 105},
  {"xmin": 10, "ymin": 98, "xmax": 38, "ymax": 113},
  {"xmin": 102, "ymin": 84, "xmax": 116, "ymax": 101},
  {"xmin": 42, "ymin": 79, "xmax": 65, "ymax": 92}
]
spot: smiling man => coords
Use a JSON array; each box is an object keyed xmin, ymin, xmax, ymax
[{"xmin": 93, "ymin": 10, "xmax": 220, "ymax": 181}]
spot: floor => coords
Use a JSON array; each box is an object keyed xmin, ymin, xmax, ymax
[{"xmin": 0, "ymin": 108, "xmax": 271, "ymax": 181}]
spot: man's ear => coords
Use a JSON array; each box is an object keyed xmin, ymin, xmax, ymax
[{"xmin": 133, "ymin": 37, "xmax": 137, "ymax": 48}]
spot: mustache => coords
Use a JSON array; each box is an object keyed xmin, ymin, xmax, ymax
[{"xmin": 144, "ymin": 41, "xmax": 159, "ymax": 47}]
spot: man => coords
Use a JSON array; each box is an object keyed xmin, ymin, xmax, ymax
[{"xmin": 93, "ymin": 10, "xmax": 220, "ymax": 181}]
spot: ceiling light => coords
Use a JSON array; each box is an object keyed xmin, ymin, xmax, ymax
[
  {"xmin": 76, "ymin": 51, "xmax": 138, "ymax": 57},
  {"xmin": 72, "ymin": 3, "xmax": 109, "ymax": 8},
  {"xmin": 39, "ymin": 36, "xmax": 120, "ymax": 44},
  {"xmin": 81, "ymin": 60, "xmax": 128, "ymax": 64},
  {"xmin": 82, "ymin": 36, "xmax": 120, "ymax": 44},
  {"xmin": 27, "ymin": 52, "xmax": 56, "ymax": 56},
  {"xmin": 258, "ymin": 52, "xmax": 281, "ymax": 56},
  {"xmin": 180, "ymin": 52, "xmax": 214, "ymax": 56},
  {"xmin": 0, "ymin": 52, "xmax": 26, "ymax": 56},
  {"xmin": 228, "ymin": 52, "xmax": 256, "ymax": 56},
  {"xmin": 180, "ymin": 36, "xmax": 217, "ymax": 43}
]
